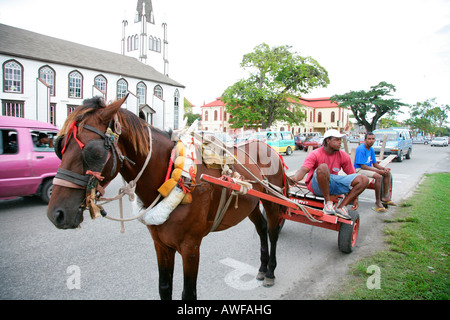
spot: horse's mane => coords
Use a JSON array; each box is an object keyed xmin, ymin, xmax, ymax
[{"xmin": 59, "ymin": 96, "xmax": 171, "ymax": 157}]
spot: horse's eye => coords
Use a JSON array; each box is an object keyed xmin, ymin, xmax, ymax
[{"xmin": 82, "ymin": 139, "xmax": 108, "ymax": 172}]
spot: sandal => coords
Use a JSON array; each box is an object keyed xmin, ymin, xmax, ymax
[
  {"xmin": 382, "ymin": 200, "xmax": 397, "ymax": 206},
  {"xmin": 372, "ymin": 206, "xmax": 388, "ymax": 213}
]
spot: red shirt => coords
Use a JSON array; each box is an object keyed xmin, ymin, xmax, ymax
[{"xmin": 302, "ymin": 147, "xmax": 356, "ymax": 192}]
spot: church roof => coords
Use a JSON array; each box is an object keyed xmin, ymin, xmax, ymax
[{"xmin": 0, "ymin": 23, "xmax": 184, "ymax": 88}]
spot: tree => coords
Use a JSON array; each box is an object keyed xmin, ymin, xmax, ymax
[
  {"xmin": 222, "ymin": 43, "xmax": 329, "ymax": 129},
  {"xmin": 331, "ymin": 82, "xmax": 408, "ymax": 133},
  {"xmin": 183, "ymin": 98, "xmax": 200, "ymax": 126},
  {"xmin": 406, "ymin": 98, "xmax": 449, "ymax": 136}
]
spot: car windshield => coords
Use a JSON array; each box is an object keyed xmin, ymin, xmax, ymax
[
  {"xmin": 374, "ymin": 133, "xmax": 397, "ymax": 141},
  {"xmin": 435, "ymin": 137, "xmax": 444, "ymax": 141}
]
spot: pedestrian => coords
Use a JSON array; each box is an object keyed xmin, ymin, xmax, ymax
[
  {"xmin": 291, "ymin": 129, "xmax": 368, "ymax": 219},
  {"xmin": 354, "ymin": 132, "xmax": 396, "ymax": 213}
]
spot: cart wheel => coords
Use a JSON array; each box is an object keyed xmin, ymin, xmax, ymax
[{"xmin": 338, "ymin": 210, "xmax": 359, "ymax": 253}]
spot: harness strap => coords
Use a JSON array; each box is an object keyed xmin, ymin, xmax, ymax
[{"xmin": 55, "ymin": 168, "xmax": 90, "ymax": 188}]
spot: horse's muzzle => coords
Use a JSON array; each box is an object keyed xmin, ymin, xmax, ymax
[{"xmin": 47, "ymin": 206, "xmax": 84, "ymax": 229}]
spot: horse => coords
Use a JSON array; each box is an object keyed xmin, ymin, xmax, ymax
[{"xmin": 47, "ymin": 96, "xmax": 289, "ymax": 300}]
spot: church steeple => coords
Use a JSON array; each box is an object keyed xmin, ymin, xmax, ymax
[
  {"xmin": 121, "ymin": 0, "xmax": 168, "ymax": 76},
  {"xmin": 135, "ymin": 0, "xmax": 154, "ymax": 24}
]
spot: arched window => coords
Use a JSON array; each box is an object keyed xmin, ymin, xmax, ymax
[
  {"xmin": 94, "ymin": 74, "xmax": 107, "ymax": 94},
  {"xmin": 134, "ymin": 34, "xmax": 139, "ymax": 50},
  {"xmin": 173, "ymin": 89, "xmax": 179, "ymax": 129},
  {"xmin": 137, "ymin": 82, "xmax": 147, "ymax": 105},
  {"xmin": 331, "ymin": 111, "xmax": 335, "ymax": 123},
  {"xmin": 39, "ymin": 65, "xmax": 55, "ymax": 96},
  {"xmin": 156, "ymin": 38, "xmax": 161, "ymax": 52},
  {"xmin": 310, "ymin": 111, "xmax": 313, "ymax": 122},
  {"xmin": 127, "ymin": 36, "xmax": 132, "ymax": 51},
  {"xmin": 117, "ymin": 79, "xmax": 128, "ymax": 99},
  {"xmin": 214, "ymin": 110, "xmax": 218, "ymax": 121},
  {"xmin": 154, "ymin": 85, "xmax": 163, "ymax": 99},
  {"xmin": 318, "ymin": 112, "xmax": 322, "ymax": 123},
  {"xmin": 204, "ymin": 111, "xmax": 208, "ymax": 122},
  {"xmin": 149, "ymin": 36, "xmax": 154, "ymax": 51},
  {"xmin": 3, "ymin": 60, "xmax": 23, "ymax": 93},
  {"xmin": 68, "ymin": 70, "xmax": 83, "ymax": 98}
]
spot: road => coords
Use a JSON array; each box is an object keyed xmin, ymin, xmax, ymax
[{"xmin": 0, "ymin": 143, "xmax": 449, "ymax": 300}]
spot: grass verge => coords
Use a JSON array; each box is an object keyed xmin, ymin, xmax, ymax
[{"xmin": 331, "ymin": 172, "xmax": 449, "ymax": 300}]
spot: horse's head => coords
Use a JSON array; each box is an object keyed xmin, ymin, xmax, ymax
[{"xmin": 47, "ymin": 96, "xmax": 127, "ymax": 229}]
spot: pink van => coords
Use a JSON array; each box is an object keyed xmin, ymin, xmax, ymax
[{"xmin": 0, "ymin": 116, "xmax": 60, "ymax": 203}]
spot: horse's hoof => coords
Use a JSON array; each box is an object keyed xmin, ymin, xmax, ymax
[
  {"xmin": 256, "ymin": 271, "xmax": 265, "ymax": 281},
  {"xmin": 263, "ymin": 277, "xmax": 275, "ymax": 287}
]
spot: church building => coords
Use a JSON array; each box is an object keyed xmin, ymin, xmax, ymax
[{"xmin": 0, "ymin": 0, "xmax": 184, "ymax": 130}]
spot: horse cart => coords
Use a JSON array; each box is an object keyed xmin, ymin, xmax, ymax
[
  {"xmin": 200, "ymin": 174, "xmax": 360, "ymax": 253},
  {"xmin": 200, "ymin": 153, "xmax": 396, "ymax": 254}
]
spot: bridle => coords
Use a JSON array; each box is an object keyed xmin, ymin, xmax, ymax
[{"xmin": 53, "ymin": 116, "xmax": 126, "ymax": 219}]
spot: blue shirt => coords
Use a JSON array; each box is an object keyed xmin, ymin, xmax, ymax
[{"xmin": 354, "ymin": 143, "xmax": 376, "ymax": 169}]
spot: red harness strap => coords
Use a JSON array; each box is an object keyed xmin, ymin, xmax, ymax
[{"xmin": 61, "ymin": 121, "xmax": 85, "ymax": 155}]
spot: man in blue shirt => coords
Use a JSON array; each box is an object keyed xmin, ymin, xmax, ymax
[{"xmin": 354, "ymin": 132, "xmax": 396, "ymax": 212}]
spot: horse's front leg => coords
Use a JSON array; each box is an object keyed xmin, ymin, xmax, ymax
[
  {"xmin": 180, "ymin": 241, "xmax": 201, "ymax": 300},
  {"xmin": 154, "ymin": 241, "xmax": 176, "ymax": 300}
]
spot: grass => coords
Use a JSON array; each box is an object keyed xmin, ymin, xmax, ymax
[{"xmin": 330, "ymin": 173, "xmax": 450, "ymax": 300}]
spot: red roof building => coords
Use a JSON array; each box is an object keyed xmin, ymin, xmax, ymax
[{"xmin": 200, "ymin": 96, "xmax": 352, "ymax": 135}]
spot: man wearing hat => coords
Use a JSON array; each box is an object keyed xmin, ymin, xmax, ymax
[{"xmin": 292, "ymin": 129, "xmax": 368, "ymax": 219}]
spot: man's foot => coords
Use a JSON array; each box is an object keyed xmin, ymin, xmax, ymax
[
  {"xmin": 382, "ymin": 200, "xmax": 397, "ymax": 206},
  {"xmin": 323, "ymin": 201, "xmax": 336, "ymax": 215},
  {"xmin": 335, "ymin": 206, "xmax": 352, "ymax": 220}
]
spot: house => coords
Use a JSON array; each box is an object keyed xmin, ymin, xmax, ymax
[
  {"xmin": 200, "ymin": 96, "xmax": 352, "ymax": 135},
  {"xmin": 0, "ymin": 0, "xmax": 184, "ymax": 130},
  {"xmin": 282, "ymin": 97, "xmax": 352, "ymax": 135},
  {"xmin": 200, "ymin": 97, "xmax": 231, "ymax": 132}
]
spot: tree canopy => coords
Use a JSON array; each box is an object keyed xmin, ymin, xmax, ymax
[
  {"xmin": 406, "ymin": 98, "xmax": 450, "ymax": 136},
  {"xmin": 222, "ymin": 43, "xmax": 329, "ymax": 129},
  {"xmin": 331, "ymin": 82, "xmax": 408, "ymax": 133}
]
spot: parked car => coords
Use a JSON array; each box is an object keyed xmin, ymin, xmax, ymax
[
  {"xmin": 0, "ymin": 116, "xmax": 60, "ymax": 203},
  {"xmin": 372, "ymin": 128, "xmax": 413, "ymax": 162},
  {"xmin": 248, "ymin": 131, "xmax": 296, "ymax": 155},
  {"xmin": 302, "ymin": 136, "xmax": 324, "ymax": 152},
  {"xmin": 430, "ymin": 137, "xmax": 448, "ymax": 147},
  {"xmin": 413, "ymin": 137, "xmax": 429, "ymax": 144},
  {"xmin": 347, "ymin": 136, "xmax": 360, "ymax": 143},
  {"xmin": 294, "ymin": 134, "xmax": 306, "ymax": 150}
]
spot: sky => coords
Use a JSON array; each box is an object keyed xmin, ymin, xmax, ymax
[{"xmin": 1, "ymin": 0, "xmax": 449, "ymax": 118}]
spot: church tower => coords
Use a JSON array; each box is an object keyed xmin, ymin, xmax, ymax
[{"xmin": 121, "ymin": 0, "xmax": 169, "ymax": 76}]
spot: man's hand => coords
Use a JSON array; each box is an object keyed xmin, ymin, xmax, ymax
[{"xmin": 351, "ymin": 198, "xmax": 359, "ymax": 210}]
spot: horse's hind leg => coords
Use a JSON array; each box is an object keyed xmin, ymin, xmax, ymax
[
  {"xmin": 250, "ymin": 201, "xmax": 280, "ymax": 287},
  {"xmin": 263, "ymin": 201, "xmax": 280, "ymax": 287},
  {"xmin": 249, "ymin": 204, "xmax": 270, "ymax": 283},
  {"xmin": 154, "ymin": 241, "xmax": 176, "ymax": 300}
]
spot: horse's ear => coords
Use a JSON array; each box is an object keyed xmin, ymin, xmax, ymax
[{"xmin": 100, "ymin": 94, "xmax": 128, "ymax": 124}]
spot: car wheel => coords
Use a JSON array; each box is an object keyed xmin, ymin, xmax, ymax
[
  {"xmin": 40, "ymin": 179, "xmax": 53, "ymax": 204},
  {"xmin": 406, "ymin": 148, "xmax": 411, "ymax": 159},
  {"xmin": 285, "ymin": 146, "xmax": 293, "ymax": 156}
]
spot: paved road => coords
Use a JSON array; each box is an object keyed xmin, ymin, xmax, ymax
[{"xmin": 0, "ymin": 143, "xmax": 449, "ymax": 300}]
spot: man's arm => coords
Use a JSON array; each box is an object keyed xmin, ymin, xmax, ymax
[{"xmin": 292, "ymin": 166, "xmax": 310, "ymax": 182}]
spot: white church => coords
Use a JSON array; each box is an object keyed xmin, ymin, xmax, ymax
[{"xmin": 0, "ymin": 0, "xmax": 184, "ymax": 130}]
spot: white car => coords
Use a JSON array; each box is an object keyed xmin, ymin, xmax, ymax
[{"xmin": 430, "ymin": 137, "xmax": 448, "ymax": 147}]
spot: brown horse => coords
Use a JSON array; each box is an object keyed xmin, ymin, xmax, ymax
[{"xmin": 47, "ymin": 96, "xmax": 288, "ymax": 300}]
